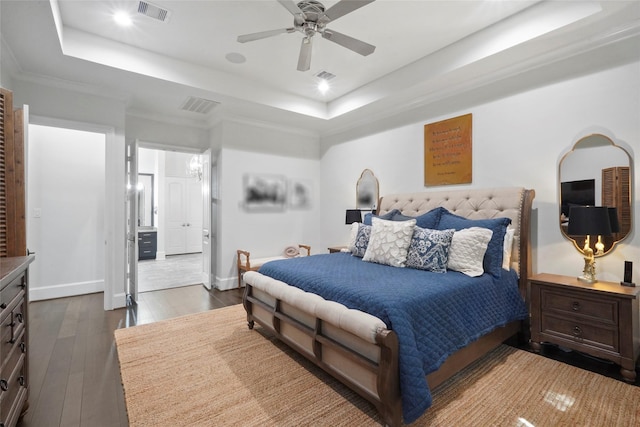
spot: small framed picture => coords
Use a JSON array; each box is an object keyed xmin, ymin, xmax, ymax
[
  {"xmin": 243, "ymin": 174, "xmax": 287, "ymax": 211},
  {"xmin": 289, "ymin": 179, "xmax": 312, "ymax": 209}
]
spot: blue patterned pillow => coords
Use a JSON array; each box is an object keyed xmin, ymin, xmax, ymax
[
  {"xmin": 351, "ymin": 224, "xmax": 372, "ymax": 257},
  {"xmin": 437, "ymin": 210, "xmax": 511, "ymax": 278},
  {"xmin": 406, "ymin": 227, "xmax": 455, "ymax": 272}
]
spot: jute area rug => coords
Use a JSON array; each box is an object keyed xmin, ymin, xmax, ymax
[{"xmin": 115, "ymin": 304, "xmax": 640, "ymax": 426}]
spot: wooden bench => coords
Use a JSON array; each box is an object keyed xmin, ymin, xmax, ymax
[{"xmin": 236, "ymin": 244, "xmax": 311, "ymax": 288}]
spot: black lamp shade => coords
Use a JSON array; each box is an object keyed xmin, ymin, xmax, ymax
[
  {"xmin": 608, "ymin": 207, "xmax": 620, "ymax": 233},
  {"xmin": 567, "ymin": 206, "xmax": 612, "ymax": 236},
  {"xmin": 345, "ymin": 209, "xmax": 362, "ymax": 225}
]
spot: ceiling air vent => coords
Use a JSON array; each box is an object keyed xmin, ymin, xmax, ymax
[
  {"xmin": 180, "ymin": 97, "xmax": 220, "ymax": 114},
  {"xmin": 315, "ymin": 71, "xmax": 336, "ymax": 81},
  {"xmin": 138, "ymin": 1, "xmax": 171, "ymax": 23}
]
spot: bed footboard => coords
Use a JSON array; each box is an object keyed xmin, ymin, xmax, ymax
[{"xmin": 243, "ymin": 271, "xmax": 402, "ymax": 426}]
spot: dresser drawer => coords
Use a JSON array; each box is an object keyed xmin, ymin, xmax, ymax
[
  {"xmin": 0, "ymin": 353, "xmax": 26, "ymax": 427},
  {"xmin": 540, "ymin": 287, "xmax": 618, "ymax": 325},
  {"xmin": 541, "ymin": 314, "xmax": 618, "ymax": 353},
  {"xmin": 0, "ymin": 295, "xmax": 25, "ymax": 372},
  {"xmin": 0, "ymin": 328, "xmax": 25, "ymax": 387},
  {"xmin": 0, "ymin": 274, "xmax": 24, "ymax": 322},
  {"xmin": 0, "ymin": 313, "xmax": 12, "ymax": 369}
]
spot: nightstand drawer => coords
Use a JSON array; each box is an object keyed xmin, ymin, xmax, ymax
[
  {"xmin": 541, "ymin": 314, "xmax": 618, "ymax": 352},
  {"xmin": 541, "ymin": 288, "xmax": 618, "ymax": 325}
]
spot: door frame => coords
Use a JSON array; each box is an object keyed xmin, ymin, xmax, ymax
[
  {"xmin": 133, "ymin": 142, "xmax": 212, "ymax": 291},
  {"xmin": 125, "ymin": 139, "xmax": 139, "ymax": 304},
  {"xmin": 29, "ymin": 115, "xmax": 125, "ymax": 310}
]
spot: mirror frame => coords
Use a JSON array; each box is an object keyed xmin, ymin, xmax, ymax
[
  {"xmin": 558, "ymin": 133, "xmax": 632, "ymax": 256},
  {"xmin": 138, "ymin": 173, "xmax": 154, "ymax": 227},
  {"xmin": 356, "ymin": 169, "xmax": 379, "ymax": 210}
]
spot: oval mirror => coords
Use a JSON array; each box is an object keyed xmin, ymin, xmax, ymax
[
  {"xmin": 356, "ymin": 169, "xmax": 379, "ymax": 210},
  {"xmin": 559, "ymin": 134, "xmax": 632, "ymax": 256}
]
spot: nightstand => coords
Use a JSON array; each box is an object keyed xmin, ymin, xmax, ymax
[
  {"xmin": 328, "ymin": 246, "xmax": 348, "ymax": 253},
  {"xmin": 529, "ymin": 273, "xmax": 640, "ymax": 383}
]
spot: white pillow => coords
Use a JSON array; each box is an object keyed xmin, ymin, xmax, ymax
[
  {"xmin": 362, "ymin": 217, "xmax": 416, "ymax": 267},
  {"xmin": 347, "ymin": 222, "xmax": 360, "ymax": 251},
  {"xmin": 447, "ymin": 227, "xmax": 493, "ymax": 277},
  {"xmin": 502, "ymin": 227, "xmax": 515, "ymax": 270}
]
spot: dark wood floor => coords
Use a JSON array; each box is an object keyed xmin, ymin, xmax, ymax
[
  {"xmin": 18, "ymin": 285, "xmax": 243, "ymax": 427},
  {"xmin": 18, "ymin": 285, "xmax": 637, "ymax": 427}
]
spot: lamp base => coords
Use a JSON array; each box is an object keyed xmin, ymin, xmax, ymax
[
  {"xmin": 621, "ymin": 281, "xmax": 636, "ymax": 287},
  {"xmin": 577, "ymin": 275, "xmax": 596, "ymax": 284}
]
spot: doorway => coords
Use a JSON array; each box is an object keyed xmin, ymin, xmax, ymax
[
  {"xmin": 136, "ymin": 147, "xmax": 205, "ymax": 293},
  {"xmin": 26, "ymin": 123, "xmax": 106, "ymax": 300}
]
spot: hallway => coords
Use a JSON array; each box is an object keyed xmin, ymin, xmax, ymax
[{"xmin": 137, "ymin": 253, "xmax": 203, "ymax": 293}]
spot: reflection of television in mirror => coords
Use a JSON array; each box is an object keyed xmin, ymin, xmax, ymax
[{"xmin": 561, "ymin": 179, "xmax": 595, "ymax": 217}]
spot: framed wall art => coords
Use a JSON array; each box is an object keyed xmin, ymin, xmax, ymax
[
  {"xmin": 243, "ymin": 174, "xmax": 287, "ymax": 211},
  {"xmin": 289, "ymin": 179, "xmax": 312, "ymax": 209},
  {"xmin": 424, "ymin": 113, "xmax": 472, "ymax": 186}
]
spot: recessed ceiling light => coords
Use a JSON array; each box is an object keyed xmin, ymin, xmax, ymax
[
  {"xmin": 318, "ymin": 80, "xmax": 329, "ymax": 94},
  {"xmin": 113, "ymin": 11, "xmax": 133, "ymax": 26},
  {"xmin": 225, "ymin": 52, "xmax": 246, "ymax": 64}
]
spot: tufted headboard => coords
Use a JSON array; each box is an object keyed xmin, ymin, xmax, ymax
[{"xmin": 378, "ymin": 187, "xmax": 535, "ymax": 297}]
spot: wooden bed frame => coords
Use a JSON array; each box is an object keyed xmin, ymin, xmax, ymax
[{"xmin": 242, "ymin": 187, "xmax": 535, "ymax": 426}]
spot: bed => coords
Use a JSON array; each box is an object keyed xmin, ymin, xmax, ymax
[{"xmin": 242, "ymin": 187, "xmax": 535, "ymax": 426}]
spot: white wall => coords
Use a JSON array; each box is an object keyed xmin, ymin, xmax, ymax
[
  {"xmin": 217, "ymin": 147, "xmax": 321, "ymax": 290},
  {"xmin": 13, "ymin": 80, "xmax": 127, "ymax": 309},
  {"xmin": 126, "ymin": 115, "xmax": 209, "ymax": 151},
  {"xmin": 27, "ymin": 124, "xmax": 106, "ymax": 300},
  {"xmin": 214, "ymin": 119, "xmax": 321, "ymax": 290},
  {"xmin": 319, "ymin": 61, "xmax": 639, "ymax": 283}
]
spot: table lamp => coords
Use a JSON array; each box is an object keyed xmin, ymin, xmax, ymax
[
  {"xmin": 345, "ymin": 209, "xmax": 362, "ymax": 225},
  {"xmin": 568, "ymin": 206, "xmax": 612, "ymax": 283}
]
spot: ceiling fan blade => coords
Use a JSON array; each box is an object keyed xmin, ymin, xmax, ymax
[
  {"xmin": 237, "ymin": 28, "xmax": 295, "ymax": 43},
  {"xmin": 297, "ymin": 37, "xmax": 313, "ymax": 72},
  {"xmin": 324, "ymin": 0, "xmax": 375, "ymax": 21},
  {"xmin": 278, "ymin": 0, "xmax": 304, "ymax": 16},
  {"xmin": 322, "ymin": 29, "xmax": 375, "ymax": 56}
]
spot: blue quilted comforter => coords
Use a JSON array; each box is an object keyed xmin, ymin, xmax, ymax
[{"xmin": 259, "ymin": 253, "xmax": 527, "ymax": 423}]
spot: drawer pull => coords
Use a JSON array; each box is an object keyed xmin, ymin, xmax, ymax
[
  {"xmin": 572, "ymin": 302, "xmax": 580, "ymax": 311},
  {"xmin": 20, "ymin": 342, "xmax": 26, "ymax": 353},
  {"xmin": 16, "ymin": 313, "xmax": 23, "ymax": 323},
  {"xmin": 0, "ymin": 379, "xmax": 7, "ymax": 391},
  {"xmin": 18, "ymin": 376, "xmax": 24, "ymax": 387},
  {"xmin": 573, "ymin": 326, "xmax": 582, "ymax": 337},
  {"xmin": 0, "ymin": 303, "xmax": 5, "ymax": 309}
]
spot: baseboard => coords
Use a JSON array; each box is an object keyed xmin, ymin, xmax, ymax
[
  {"xmin": 29, "ymin": 279, "xmax": 104, "ymax": 301},
  {"xmin": 215, "ymin": 276, "xmax": 239, "ymax": 291}
]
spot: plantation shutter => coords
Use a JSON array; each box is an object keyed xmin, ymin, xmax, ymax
[{"xmin": 0, "ymin": 87, "xmax": 26, "ymax": 257}]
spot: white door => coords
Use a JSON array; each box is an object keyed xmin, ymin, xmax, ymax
[
  {"xmin": 165, "ymin": 177, "xmax": 186, "ymax": 255},
  {"xmin": 165, "ymin": 176, "xmax": 203, "ymax": 255},
  {"xmin": 125, "ymin": 139, "xmax": 138, "ymax": 304},
  {"xmin": 185, "ymin": 178, "xmax": 203, "ymax": 253},
  {"xmin": 201, "ymin": 150, "xmax": 212, "ymax": 289}
]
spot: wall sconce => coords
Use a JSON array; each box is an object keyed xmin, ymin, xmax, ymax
[
  {"xmin": 188, "ymin": 155, "xmax": 203, "ymax": 181},
  {"xmin": 568, "ymin": 206, "xmax": 612, "ymax": 283},
  {"xmin": 345, "ymin": 209, "xmax": 362, "ymax": 225}
]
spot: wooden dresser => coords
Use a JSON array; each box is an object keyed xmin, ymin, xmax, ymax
[
  {"xmin": 0, "ymin": 255, "xmax": 33, "ymax": 427},
  {"xmin": 530, "ymin": 273, "xmax": 640, "ymax": 383}
]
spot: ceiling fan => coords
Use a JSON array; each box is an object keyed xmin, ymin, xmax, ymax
[{"xmin": 237, "ymin": 0, "xmax": 376, "ymax": 72}]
